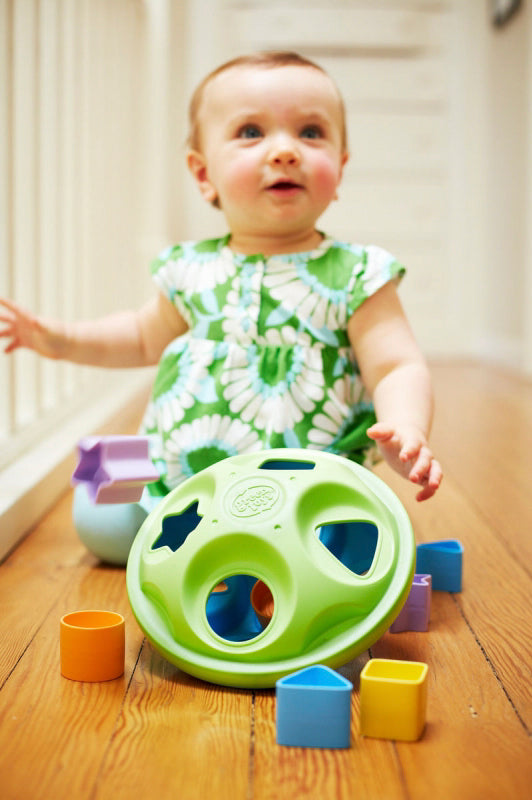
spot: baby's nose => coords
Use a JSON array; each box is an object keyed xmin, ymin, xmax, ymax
[{"xmin": 268, "ymin": 136, "xmax": 301, "ymax": 166}]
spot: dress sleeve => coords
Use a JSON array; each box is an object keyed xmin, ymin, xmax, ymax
[
  {"xmin": 148, "ymin": 243, "xmax": 195, "ymax": 328},
  {"xmin": 346, "ymin": 245, "xmax": 406, "ymax": 318},
  {"xmin": 149, "ymin": 244, "xmax": 184, "ymax": 301}
]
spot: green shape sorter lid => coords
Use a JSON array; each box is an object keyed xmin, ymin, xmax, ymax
[{"xmin": 126, "ymin": 449, "xmax": 415, "ymax": 688}]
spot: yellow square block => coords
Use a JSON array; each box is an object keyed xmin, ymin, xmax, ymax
[{"xmin": 359, "ymin": 658, "xmax": 428, "ymax": 741}]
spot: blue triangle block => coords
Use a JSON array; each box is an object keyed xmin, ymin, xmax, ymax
[
  {"xmin": 276, "ymin": 666, "xmax": 353, "ymax": 748},
  {"xmin": 278, "ymin": 665, "xmax": 353, "ymax": 689}
]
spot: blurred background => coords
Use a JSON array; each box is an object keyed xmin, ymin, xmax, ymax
[{"xmin": 1, "ymin": 0, "xmax": 531, "ymax": 549}]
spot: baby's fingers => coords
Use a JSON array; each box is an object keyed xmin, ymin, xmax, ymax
[
  {"xmin": 415, "ymin": 458, "xmax": 443, "ymax": 502},
  {"xmin": 399, "ymin": 436, "xmax": 426, "ymax": 463},
  {"xmin": 407, "ymin": 445, "xmax": 433, "ymax": 481},
  {"xmin": 0, "ymin": 320, "xmax": 17, "ymax": 353},
  {"xmin": 3, "ymin": 339, "xmax": 21, "ymax": 354},
  {"xmin": 0, "ymin": 297, "xmax": 21, "ymax": 315},
  {"xmin": 366, "ymin": 423, "xmax": 396, "ymax": 443}
]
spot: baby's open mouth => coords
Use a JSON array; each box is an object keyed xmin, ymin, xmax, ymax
[{"xmin": 268, "ymin": 180, "xmax": 302, "ymax": 191}]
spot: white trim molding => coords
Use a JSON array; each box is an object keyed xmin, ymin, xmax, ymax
[{"xmin": 0, "ymin": 371, "xmax": 152, "ymax": 563}]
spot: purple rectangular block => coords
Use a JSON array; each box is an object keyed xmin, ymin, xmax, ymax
[{"xmin": 390, "ymin": 574, "xmax": 432, "ymax": 633}]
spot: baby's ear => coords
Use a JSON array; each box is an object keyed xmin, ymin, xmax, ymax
[
  {"xmin": 334, "ymin": 151, "xmax": 349, "ymax": 200},
  {"xmin": 186, "ymin": 150, "xmax": 218, "ymax": 205},
  {"xmin": 338, "ymin": 150, "xmax": 349, "ymax": 181}
]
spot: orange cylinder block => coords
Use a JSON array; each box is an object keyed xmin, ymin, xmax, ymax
[{"xmin": 60, "ymin": 610, "xmax": 125, "ymax": 682}]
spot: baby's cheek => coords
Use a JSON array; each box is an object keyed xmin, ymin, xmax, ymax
[
  {"xmin": 313, "ymin": 157, "xmax": 343, "ymax": 197},
  {"xmin": 225, "ymin": 157, "xmax": 259, "ymax": 200}
]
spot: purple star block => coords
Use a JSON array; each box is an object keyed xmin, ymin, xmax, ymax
[
  {"xmin": 390, "ymin": 574, "xmax": 432, "ymax": 633},
  {"xmin": 72, "ymin": 436, "xmax": 159, "ymax": 504}
]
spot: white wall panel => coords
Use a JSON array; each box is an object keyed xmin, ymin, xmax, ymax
[
  {"xmin": 0, "ymin": 0, "xmax": 14, "ymax": 438},
  {"xmin": 323, "ymin": 182, "xmax": 447, "ymax": 241}
]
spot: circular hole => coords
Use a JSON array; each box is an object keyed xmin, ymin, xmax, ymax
[{"xmin": 205, "ymin": 574, "xmax": 273, "ymax": 642}]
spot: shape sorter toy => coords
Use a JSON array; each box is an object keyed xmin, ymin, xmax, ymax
[
  {"xmin": 416, "ymin": 539, "xmax": 463, "ymax": 592},
  {"xmin": 126, "ymin": 448, "xmax": 416, "ymax": 688},
  {"xmin": 390, "ymin": 573, "xmax": 432, "ymax": 633},
  {"xmin": 359, "ymin": 658, "xmax": 428, "ymax": 741},
  {"xmin": 72, "ymin": 435, "xmax": 159, "ymax": 504},
  {"xmin": 276, "ymin": 665, "xmax": 353, "ymax": 748}
]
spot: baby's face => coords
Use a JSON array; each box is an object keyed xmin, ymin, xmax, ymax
[{"xmin": 187, "ymin": 65, "xmax": 348, "ymax": 252}]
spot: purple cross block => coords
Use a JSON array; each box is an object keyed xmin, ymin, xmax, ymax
[
  {"xmin": 390, "ymin": 574, "xmax": 432, "ymax": 633},
  {"xmin": 72, "ymin": 435, "xmax": 159, "ymax": 504}
]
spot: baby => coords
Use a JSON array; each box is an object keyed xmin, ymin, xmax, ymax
[{"xmin": 1, "ymin": 51, "xmax": 441, "ymax": 559}]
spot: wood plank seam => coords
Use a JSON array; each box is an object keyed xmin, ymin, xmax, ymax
[
  {"xmin": 0, "ymin": 552, "xmax": 99, "ymax": 689},
  {"xmin": 450, "ymin": 595, "xmax": 530, "ymax": 735},
  {"xmin": 88, "ymin": 638, "xmax": 148, "ymax": 800},
  {"xmin": 246, "ymin": 692, "xmax": 257, "ymax": 800},
  {"xmin": 444, "ymin": 484, "xmax": 532, "ymax": 583},
  {"xmin": 391, "ymin": 741, "xmax": 410, "ymax": 800}
]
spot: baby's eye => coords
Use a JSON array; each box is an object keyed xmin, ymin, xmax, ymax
[
  {"xmin": 237, "ymin": 124, "xmax": 263, "ymax": 140},
  {"xmin": 300, "ymin": 125, "xmax": 323, "ymax": 140}
]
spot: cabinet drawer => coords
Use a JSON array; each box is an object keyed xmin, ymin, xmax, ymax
[
  {"xmin": 347, "ymin": 112, "xmax": 447, "ymax": 172},
  {"xmin": 231, "ymin": 7, "xmax": 442, "ymax": 51},
  {"xmin": 320, "ymin": 56, "xmax": 448, "ymax": 107}
]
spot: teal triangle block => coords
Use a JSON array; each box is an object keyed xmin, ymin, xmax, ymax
[
  {"xmin": 417, "ymin": 539, "xmax": 463, "ymax": 554},
  {"xmin": 278, "ymin": 665, "xmax": 352, "ymax": 690}
]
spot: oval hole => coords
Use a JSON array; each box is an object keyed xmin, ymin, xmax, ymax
[
  {"xmin": 259, "ymin": 459, "xmax": 315, "ymax": 470},
  {"xmin": 317, "ymin": 521, "xmax": 379, "ymax": 575}
]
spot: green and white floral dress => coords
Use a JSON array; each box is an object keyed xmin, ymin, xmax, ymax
[{"xmin": 140, "ymin": 234, "xmax": 405, "ymax": 498}]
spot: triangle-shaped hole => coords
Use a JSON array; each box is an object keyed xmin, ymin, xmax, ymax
[{"xmin": 316, "ymin": 521, "xmax": 378, "ymax": 576}]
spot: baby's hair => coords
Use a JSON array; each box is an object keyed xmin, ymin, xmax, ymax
[{"xmin": 187, "ymin": 50, "xmax": 347, "ymax": 154}]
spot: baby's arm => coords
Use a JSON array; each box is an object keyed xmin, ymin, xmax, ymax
[
  {"xmin": 0, "ymin": 292, "xmax": 187, "ymax": 367},
  {"xmin": 347, "ymin": 282, "xmax": 442, "ymax": 501}
]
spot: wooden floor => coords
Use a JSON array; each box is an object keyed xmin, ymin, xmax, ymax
[{"xmin": 1, "ymin": 361, "xmax": 531, "ymax": 800}]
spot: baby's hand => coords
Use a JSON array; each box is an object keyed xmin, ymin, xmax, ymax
[
  {"xmin": 367, "ymin": 422, "xmax": 442, "ymax": 501},
  {"xmin": 0, "ymin": 297, "xmax": 62, "ymax": 359}
]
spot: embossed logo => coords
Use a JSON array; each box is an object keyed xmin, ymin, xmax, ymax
[{"xmin": 231, "ymin": 484, "xmax": 280, "ymax": 517}]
